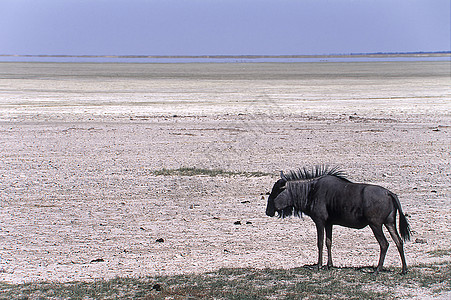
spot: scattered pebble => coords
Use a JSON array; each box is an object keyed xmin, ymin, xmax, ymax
[
  {"xmin": 156, "ymin": 238, "xmax": 165, "ymax": 243},
  {"xmin": 234, "ymin": 221, "xmax": 241, "ymax": 225},
  {"xmin": 90, "ymin": 258, "xmax": 104, "ymax": 263},
  {"xmin": 415, "ymin": 238, "xmax": 427, "ymax": 244},
  {"xmin": 152, "ymin": 284, "xmax": 162, "ymax": 291}
]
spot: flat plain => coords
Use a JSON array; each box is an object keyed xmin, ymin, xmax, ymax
[{"xmin": 0, "ymin": 61, "xmax": 449, "ymax": 298}]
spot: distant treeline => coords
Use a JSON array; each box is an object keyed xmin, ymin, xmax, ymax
[{"xmin": 0, "ymin": 51, "xmax": 450, "ymax": 59}]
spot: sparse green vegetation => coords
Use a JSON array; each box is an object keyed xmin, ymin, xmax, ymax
[
  {"xmin": 1, "ymin": 262, "xmax": 449, "ymax": 300},
  {"xmin": 151, "ymin": 167, "xmax": 271, "ymax": 178}
]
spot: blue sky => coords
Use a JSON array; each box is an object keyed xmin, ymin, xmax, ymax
[{"xmin": 0, "ymin": 0, "xmax": 449, "ymax": 56}]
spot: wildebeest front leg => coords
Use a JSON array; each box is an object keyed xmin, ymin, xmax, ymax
[
  {"xmin": 370, "ymin": 224, "xmax": 389, "ymax": 274},
  {"xmin": 325, "ymin": 223, "xmax": 333, "ymax": 269},
  {"xmin": 314, "ymin": 223, "xmax": 325, "ymax": 270}
]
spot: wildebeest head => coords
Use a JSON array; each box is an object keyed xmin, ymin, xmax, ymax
[{"xmin": 266, "ymin": 176, "xmax": 294, "ymax": 217}]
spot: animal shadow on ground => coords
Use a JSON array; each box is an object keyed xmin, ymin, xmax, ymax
[{"xmin": 302, "ymin": 264, "xmax": 393, "ymax": 274}]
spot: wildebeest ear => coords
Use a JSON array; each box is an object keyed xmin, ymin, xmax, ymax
[{"xmin": 280, "ymin": 171, "xmax": 288, "ymax": 181}]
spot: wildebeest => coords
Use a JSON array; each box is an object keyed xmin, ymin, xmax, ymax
[{"xmin": 266, "ymin": 166, "xmax": 411, "ymax": 274}]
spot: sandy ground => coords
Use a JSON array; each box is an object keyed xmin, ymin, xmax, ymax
[{"xmin": 0, "ymin": 62, "xmax": 450, "ymax": 289}]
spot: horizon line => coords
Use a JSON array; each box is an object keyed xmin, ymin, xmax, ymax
[{"xmin": 1, "ymin": 51, "xmax": 450, "ymax": 59}]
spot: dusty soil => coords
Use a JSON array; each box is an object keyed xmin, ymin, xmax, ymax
[{"xmin": 0, "ymin": 62, "xmax": 449, "ymax": 288}]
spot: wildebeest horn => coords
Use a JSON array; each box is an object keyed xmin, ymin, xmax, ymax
[{"xmin": 280, "ymin": 171, "xmax": 288, "ymax": 181}]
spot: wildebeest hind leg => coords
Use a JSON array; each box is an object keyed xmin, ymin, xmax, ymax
[
  {"xmin": 369, "ymin": 224, "xmax": 389, "ymax": 275},
  {"xmin": 385, "ymin": 223, "xmax": 408, "ymax": 274}
]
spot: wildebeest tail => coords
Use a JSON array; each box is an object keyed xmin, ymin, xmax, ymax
[{"xmin": 390, "ymin": 192, "xmax": 411, "ymax": 241}]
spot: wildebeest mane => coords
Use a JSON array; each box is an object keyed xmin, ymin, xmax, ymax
[
  {"xmin": 281, "ymin": 165, "xmax": 348, "ymax": 182},
  {"xmin": 278, "ymin": 166, "xmax": 349, "ymax": 218}
]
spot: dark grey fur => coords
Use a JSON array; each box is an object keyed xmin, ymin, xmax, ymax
[{"xmin": 266, "ymin": 166, "xmax": 411, "ymax": 274}]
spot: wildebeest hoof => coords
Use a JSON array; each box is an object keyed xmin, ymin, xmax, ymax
[
  {"xmin": 373, "ymin": 267, "xmax": 386, "ymax": 275},
  {"xmin": 303, "ymin": 264, "xmax": 320, "ymax": 271},
  {"xmin": 356, "ymin": 266, "xmax": 376, "ymax": 274}
]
